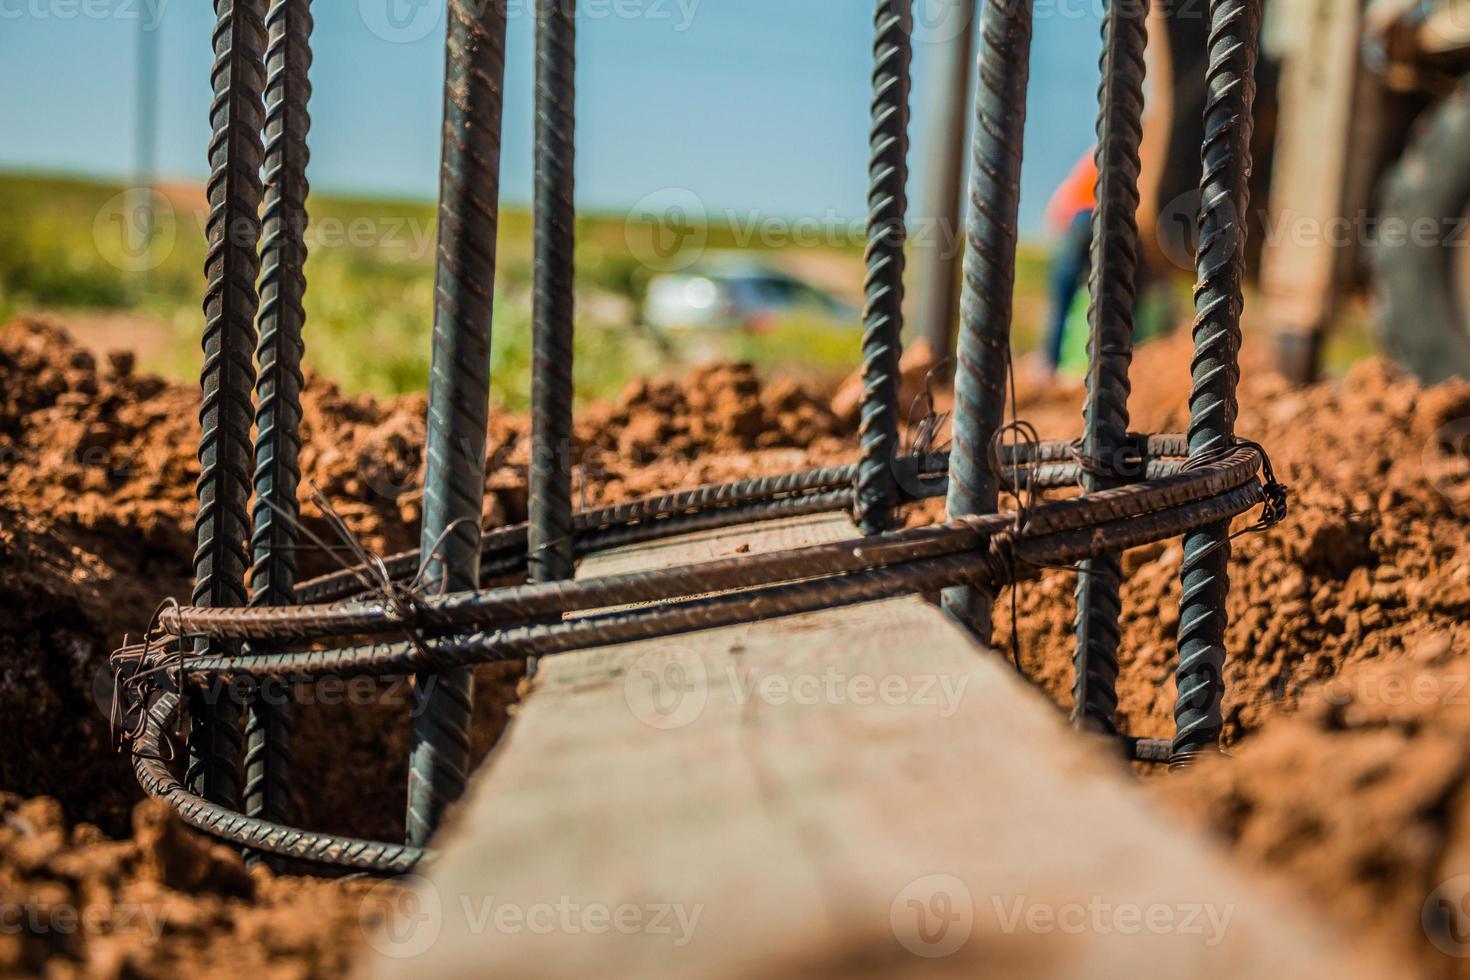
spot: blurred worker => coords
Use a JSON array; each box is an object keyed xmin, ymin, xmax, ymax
[
  {"xmin": 1042, "ymin": 152, "xmax": 1098, "ymax": 378},
  {"xmin": 1041, "ymin": 148, "xmax": 1177, "ymax": 380}
]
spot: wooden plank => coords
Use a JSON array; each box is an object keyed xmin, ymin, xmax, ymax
[{"xmin": 368, "ymin": 515, "xmax": 1388, "ymax": 979}]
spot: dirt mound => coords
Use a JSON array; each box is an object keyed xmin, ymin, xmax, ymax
[
  {"xmin": 0, "ymin": 793, "xmax": 389, "ymax": 977},
  {"xmin": 992, "ymin": 341, "xmax": 1469, "ymax": 747},
  {"xmin": 953, "ymin": 331, "xmax": 1468, "ymax": 978},
  {"xmin": 0, "ymin": 316, "xmax": 854, "ymax": 840},
  {"xmin": 4, "ymin": 313, "xmax": 1470, "ymax": 976}
]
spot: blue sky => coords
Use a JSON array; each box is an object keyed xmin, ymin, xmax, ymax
[{"xmin": 0, "ymin": 0, "xmax": 1104, "ymax": 235}]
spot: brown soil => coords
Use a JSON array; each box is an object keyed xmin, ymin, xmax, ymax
[{"xmin": 2, "ymin": 315, "xmax": 1469, "ymax": 976}]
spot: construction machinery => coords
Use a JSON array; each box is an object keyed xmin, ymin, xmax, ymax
[{"xmin": 1226, "ymin": 0, "xmax": 1470, "ymax": 382}]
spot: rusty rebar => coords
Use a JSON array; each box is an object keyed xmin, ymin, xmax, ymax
[
  {"xmin": 1072, "ymin": 0, "xmax": 1147, "ymax": 735},
  {"xmin": 245, "ymin": 0, "xmax": 312, "ymax": 853},
  {"xmin": 856, "ymin": 0, "xmax": 913, "ymax": 534},
  {"xmin": 408, "ymin": 0, "xmax": 508, "ymax": 848},
  {"xmin": 1172, "ymin": 0, "xmax": 1260, "ymax": 763},
  {"xmin": 529, "ymin": 0, "xmax": 577, "ymax": 584},
  {"xmin": 942, "ymin": 0, "xmax": 1034, "ymax": 638},
  {"xmin": 189, "ymin": 0, "xmax": 268, "ymax": 811}
]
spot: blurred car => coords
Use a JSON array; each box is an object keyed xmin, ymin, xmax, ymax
[{"xmin": 642, "ymin": 256, "xmax": 858, "ymax": 332}]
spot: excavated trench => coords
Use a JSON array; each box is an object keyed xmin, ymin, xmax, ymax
[{"xmin": 2, "ymin": 317, "xmax": 1468, "ymax": 976}]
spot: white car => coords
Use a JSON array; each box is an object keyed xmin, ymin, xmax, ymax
[{"xmin": 643, "ymin": 258, "xmax": 857, "ymax": 331}]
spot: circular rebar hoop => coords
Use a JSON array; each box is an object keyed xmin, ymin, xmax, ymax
[
  {"xmin": 856, "ymin": 0, "xmax": 913, "ymax": 535},
  {"xmin": 191, "ymin": 0, "xmax": 270, "ymax": 812},
  {"xmin": 245, "ymin": 0, "xmax": 313, "ymax": 855},
  {"xmin": 942, "ymin": 0, "xmax": 1034, "ymax": 639},
  {"xmin": 1173, "ymin": 0, "xmax": 1261, "ymax": 763},
  {"xmin": 409, "ymin": 0, "xmax": 509, "ymax": 849},
  {"xmin": 120, "ymin": 452, "xmax": 1273, "ymax": 872},
  {"xmin": 143, "ymin": 0, "xmax": 1274, "ymax": 872},
  {"xmin": 160, "ymin": 446, "xmax": 1264, "ymax": 665},
  {"xmin": 529, "ymin": 0, "xmax": 577, "ymax": 585},
  {"xmin": 1072, "ymin": 0, "xmax": 1148, "ymax": 735}
]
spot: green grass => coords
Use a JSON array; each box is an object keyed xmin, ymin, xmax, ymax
[
  {"xmin": 19, "ymin": 170, "xmax": 1380, "ymax": 407},
  {"xmin": 0, "ymin": 171, "xmax": 887, "ymax": 405}
]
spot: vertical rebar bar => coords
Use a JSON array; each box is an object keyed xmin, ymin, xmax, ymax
[
  {"xmin": 528, "ymin": 0, "xmax": 576, "ymax": 584},
  {"xmin": 1071, "ymin": 0, "xmax": 1147, "ymax": 734},
  {"xmin": 1172, "ymin": 0, "xmax": 1260, "ymax": 762},
  {"xmin": 913, "ymin": 0, "xmax": 976, "ymax": 366},
  {"xmin": 189, "ymin": 0, "xmax": 268, "ymax": 811},
  {"xmin": 407, "ymin": 0, "xmax": 508, "ymax": 847},
  {"xmin": 856, "ymin": 0, "xmax": 913, "ymax": 535},
  {"xmin": 941, "ymin": 0, "xmax": 1033, "ymax": 637},
  {"xmin": 244, "ymin": 0, "xmax": 311, "ymax": 850}
]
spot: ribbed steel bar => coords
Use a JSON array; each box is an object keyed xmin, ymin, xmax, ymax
[
  {"xmin": 941, "ymin": 0, "xmax": 1034, "ymax": 637},
  {"xmin": 408, "ymin": 0, "xmax": 508, "ymax": 848},
  {"xmin": 134, "ymin": 694, "xmax": 424, "ymax": 873},
  {"xmin": 289, "ymin": 440, "xmax": 1189, "ymax": 605},
  {"xmin": 244, "ymin": 0, "xmax": 312, "ymax": 854},
  {"xmin": 856, "ymin": 0, "xmax": 913, "ymax": 535},
  {"xmin": 529, "ymin": 0, "xmax": 577, "ymax": 584},
  {"xmin": 164, "ymin": 446, "xmax": 1263, "ymax": 649},
  {"xmin": 1071, "ymin": 0, "xmax": 1147, "ymax": 735},
  {"xmin": 189, "ymin": 0, "xmax": 269, "ymax": 812},
  {"xmin": 1173, "ymin": 0, "xmax": 1260, "ymax": 762},
  {"xmin": 164, "ymin": 476, "xmax": 1268, "ymax": 684},
  {"xmin": 128, "ymin": 477, "xmax": 1264, "ymax": 869}
]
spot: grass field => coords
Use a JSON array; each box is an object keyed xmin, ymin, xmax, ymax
[
  {"xmin": 3, "ymin": 170, "xmax": 1377, "ymax": 407},
  {"xmin": 0, "ymin": 171, "xmax": 1066, "ymax": 406}
]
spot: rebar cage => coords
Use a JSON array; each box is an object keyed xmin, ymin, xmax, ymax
[{"xmin": 112, "ymin": 0, "xmax": 1282, "ymax": 873}]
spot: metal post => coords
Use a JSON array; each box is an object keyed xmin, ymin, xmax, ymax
[
  {"xmin": 189, "ymin": 0, "xmax": 269, "ymax": 811},
  {"xmin": 529, "ymin": 0, "xmax": 577, "ymax": 585},
  {"xmin": 1072, "ymin": 0, "xmax": 1148, "ymax": 734},
  {"xmin": 912, "ymin": 0, "xmax": 976, "ymax": 363},
  {"xmin": 131, "ymin": 12, "xmax": 160, "ymax": 273},
  {"xmin": 1172, "ymin": 0, "xmax": 1260, "ymax": 762},
  {"xmin": 245, "ymin": 0, "xmax": 312, "ymax": 851},
  {"xmin": 941, "ymin": 0, "xmax": 1033, "ymax": 638},
  {"xmin": 407, "ymin": 0, "xmax": 509, "ymax": 847},
  {"xmin": 855, "ymin": 0, "xmax": 914, "ymax": 535}
]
